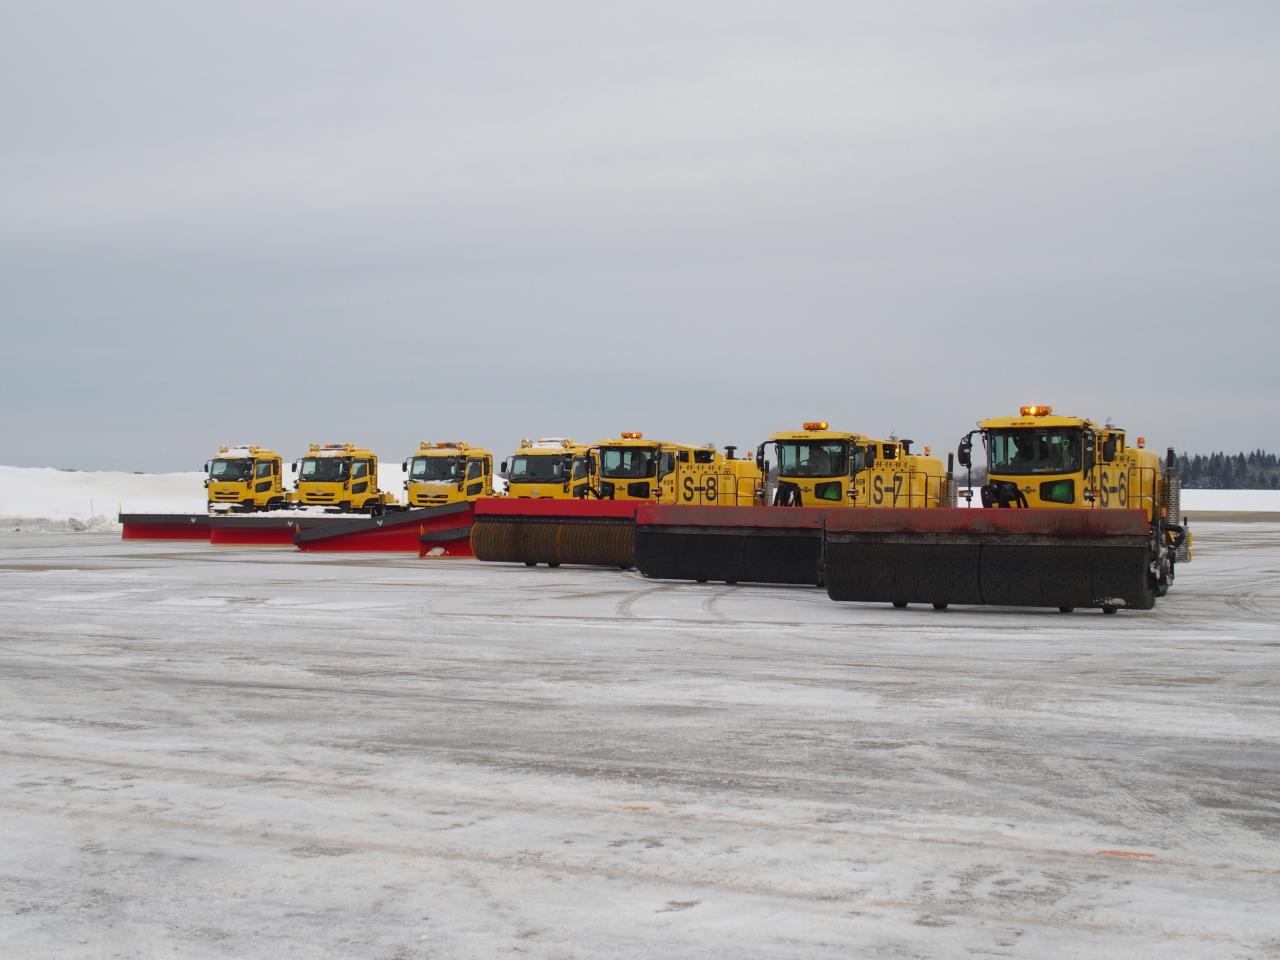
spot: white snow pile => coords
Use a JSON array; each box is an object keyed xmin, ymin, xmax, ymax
[
  {"xmin": 1181, "ymin": 488, "xmax": 1280, "ymax": 512},
  {"xmin": 0, "ymin": 463, "xmax": 506, "ymax": 531},
  {"xmin": 0, "ymin": 466, "xmax": 206, "ymax": 532}
]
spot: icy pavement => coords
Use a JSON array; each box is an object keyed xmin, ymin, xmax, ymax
[{"xmin": 1, "ymin": 528, "xmax": 1278, "ymax": 958}]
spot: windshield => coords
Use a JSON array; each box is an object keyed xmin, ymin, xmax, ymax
[
  {"xmin": 410, "ymin": 456, "xmax": 462, "ymax": 481},
  {"xmin": 987, "ymin": 428, "xmax": 1082, "ymax": 475},
  {"xmin": 209, "ymin": 458, "xmax": 251, "ymax": 481},
  {"xmin": 776, "ymin": 441, "xmax": 849, "ymax": 478},
  {"xmin": 299, "ymin": 457, "xmax": 349, "ymax": 482},
  {"xmin": 599, "ymin": 446, "xmax": 656, "ymax": 479},
  {"xmin": 509, "ymin": 454, "xmax": 567, "ymax": 483}
]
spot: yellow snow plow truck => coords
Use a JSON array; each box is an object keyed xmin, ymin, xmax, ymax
[
  {"xmin": 824, "ymin": 404, "xmax": 1191, "ymax": 613},
  {"xmin": 760, "ymin": 422, "xmax": 952, "ymax": 508},
  {"xmin": 468, "ymin": 432, "xmax": 762, "ymax": 569},
  {"xmin": 502, "ymin": 438, "xmax": 591, "ymax": 499},
  {"xmin": 292, "ymin": 443, "xmax": 400, "ymax": 514},
  {"xmin": 590, "ymin": 432, "xmax": 762, "ymax": 505},
  {"xmin": 205, "ymin": 445, "xmax": 289, "ymax": 512},
  {"xmin": 403, "ymin": 441, "xmax": 494, "ymax": 508}
]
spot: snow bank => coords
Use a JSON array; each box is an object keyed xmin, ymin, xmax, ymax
[
  {"xmin": 1180, "ymin": 489, "xmax": 1280, "ymax": 512},
  {"xmin": 0, "ymin": 465, "xmax": 205, "ymax": 530},
  {"xmin": 0, "ymin": 463, "xmax": 505, "ymax": 530}
]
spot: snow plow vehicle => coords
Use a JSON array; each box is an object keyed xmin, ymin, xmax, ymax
[
  {"xmin": 633, "ymin": 422, "xmax": 953, "ymax": 586},
  {"xmin": 824, "ymin": 405, "xmax": 1192, "ymax": 613},
  {"xmin": 292, "ymin": 443, "xmax": 400, "ymax": 514},
  {"xmin": 470, "ymin": 432, "xmax": 762, "ymax": 568},
  {"xmin": 403, "ymin": 441, "xmax": 494, "ymax": 508},
  {"xmin": 205, "ymin": 445, "xmax": 290, "ymax": 512},
  {"xmin": 502, "ymin": 438, "xmax": 591, "ymax": 500}
]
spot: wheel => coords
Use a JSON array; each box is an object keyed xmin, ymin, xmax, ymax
[
  {"xmin": 892, "ymin": 601, "xmax": 908, "ymax": 609},
  {"xmin": 1059, "ymin": 606, "xmax": 1074, "ymax": 614},
  {"xmin": 368, "ymin": 501, "xmax": 385, "ymax": 517},
  {"xmin": 241, "ymin": 499, "xmax": 254, "ymax": 512},
  {"xmin": 548, "ymin": 562, "xmax": 560, "ymax": 568},
  {"xmin": 725, "ymin": 580, "xmax": 737, "ymax": 585},
  {"xmin": 1102, "ymin": 605, "xmax": 1118, "ymax": 615},
  {"xmin": 696, "ymin": 578, "xmax": 708, "ymax": 584},
  {"xmin": 339, "ymin": 501, "xmax": 351, "ymax": 512},
  {"xmin": 932, "ymin": 602, "xmax": 948, "ymax": 610},
  {"xmin": 524, "ymin": 561, "xmax": 537, "ymax": 567}
]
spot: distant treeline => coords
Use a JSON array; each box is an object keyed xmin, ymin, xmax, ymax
[{"xmin": 1175, "ymin": 451, "xmax": 1280, "ymax": 489}]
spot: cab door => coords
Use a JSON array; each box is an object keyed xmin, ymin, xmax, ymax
[
  {"xmin": 464, "ymin": 457, "xmax": 487, "ymax": 498},
  {"xmin": 571, "ymin": 455, "xmax": 592, "ymax": 498},
  {"xmin": 252, "ymin": 459, "xmax": 276, "ymax": 506},
  {"xmin": 350, "ymin": 458, "xmax": 373, "ymax": 505}
]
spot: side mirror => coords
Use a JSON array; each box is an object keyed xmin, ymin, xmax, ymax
[
  {"xmin": 203, "ymin": 461, "xmax": 210, "ymax": 472},
  {"xmin": 957, "ymin": 439, "xmax": 972, "ymax": 469},
  {"xmin": 291, "ymin": 462, "xmax": 298, "ymax": 473},
  {"xmin": 500, "ymin": 460, "xmax": 508, "ymax": 474},
  {"xmin": 401, "ymin": 459, "xmax": 408, "ymax": 471}
]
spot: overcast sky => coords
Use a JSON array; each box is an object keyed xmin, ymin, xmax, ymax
[{"xmin": 2, "ymin": 1, "xmax": 1277, "ymax": 471}]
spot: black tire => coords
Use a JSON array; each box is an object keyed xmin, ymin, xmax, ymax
[
  {"xmin": 548, "ymin": 562, "xmax": 560, "ymax": 568},
  {"xmin": 696, "ymin": 578, "xmax": 708, "ymax": 584},
  {"xmin": 893, "ymin": 601, "xmax": 908, "ymax": 609},
  {"xmin": 1102, "ymin": 605, "xmax": 1118, "ymax": 615},
  {"xmin": 1059, "ymin": 606, "xmax": 1074, "ymax": 614},
  {"xmin": 524, "ymin": 561, "xmax": 537, "ymax": 567},
  {"xmin": 339, "ymin": 501, "xmax": 351, "ymax": 512},
  {"xmin": 932, "ymin": 602, "xmax": 948, "ymax": 610}
]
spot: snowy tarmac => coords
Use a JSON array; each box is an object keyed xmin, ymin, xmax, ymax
[{"xmin": 2, "ymin": 527, "xmax": 1278, "ymax": 958}]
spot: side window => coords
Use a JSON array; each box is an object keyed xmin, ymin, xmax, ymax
[
  {"xmin": 677, "ymin": 451, "xmax": 690, "ymax": 463},
  {"xmin": 466, "ymin": 459, "xmax": 483, "ymax": 480},
  {"xmin": 255, "ymin": 461, "xmax": 273, "ymax": 479},
  {"xmin": 693, "ymin": 450, "xmax": 714, "ymax": 464},
  {"xmin": 352, "ymin": 460, "xmax": 369, "ymax": 479}
]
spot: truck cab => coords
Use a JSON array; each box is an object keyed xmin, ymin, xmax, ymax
[
  {"xmin": 760, "ymin": 422, "xmax": 949, "ymax": 508},
  {"xmin": 960, "ymin": 405, "xmax": 1164, "ymax": 519},
  {"xmin": 958, "ymin": 404, "xmax": 1191, "ymax": 598},
  {"xmin": 589, "ymin": 432, "xmax": 762, "ymax": 505},
  {"xmin": 205, "ymin": 445, "xmax": 286, "ymax": 512},
  {"xmin": 502, "ymin": 438, "xmax": 590, "ymax": 499},
  {"xmin": 404, "ymin": 441, "xmax": 493, "ymax": 507},
  {"xmin": 292, "ymin": 443, "xmax": 398, "ymax": 513}
]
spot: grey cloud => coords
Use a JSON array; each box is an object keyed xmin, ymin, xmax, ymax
[{"xmin": 2, "ymin": 1, "xmax": 1277, "ymax": 469}]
